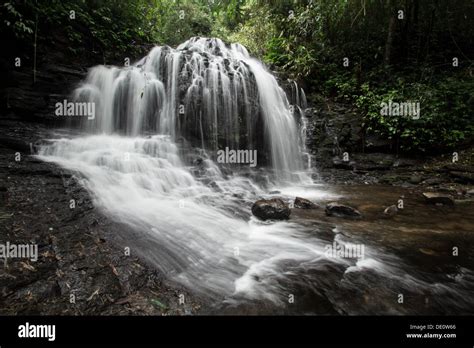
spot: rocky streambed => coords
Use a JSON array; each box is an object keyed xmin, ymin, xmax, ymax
[
  {"xmin": 241, "ymin": 184, "xmax": 474, "ymax": 315},
  {"xmin": 1, "ymin": 119, "xmax": 473, "ymax": 315},
  {"xmin": 0, "ymin": 120, "xmax": 202, "ymax": 315}
]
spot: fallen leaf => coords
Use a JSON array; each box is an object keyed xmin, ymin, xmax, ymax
[
  {"xmin": 87, "ymin": 288, "xmax": 100, "ymax": 301},
  {"xmin": 20, "ymin": 262, "xmax": 36, "ymax": 272}
]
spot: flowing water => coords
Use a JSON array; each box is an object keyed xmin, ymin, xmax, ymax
[{"xmin": 37, "ymin": 38, "xmax": 474, "ymax": 314}]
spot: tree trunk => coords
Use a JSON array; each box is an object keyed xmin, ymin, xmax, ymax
[
  {"xmin": 33, "ymin": 13, "xmax": 38, "ymax": 84},
  {"xmin": 384, "ymin": 1, "xmax": 396, "ymax": 67}
]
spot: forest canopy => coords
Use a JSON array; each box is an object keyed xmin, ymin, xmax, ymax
[{"xmin": 1, "ymin": 0, "xmax": 473, "ymax": 153}]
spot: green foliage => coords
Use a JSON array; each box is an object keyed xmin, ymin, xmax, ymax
[
  {"xmin": 1, "ymin": 0, "xmax": 216, "ymax": 62},
  {"xmin": 154, "ymin": 0, "xmax": 213, "ymax": 47},
  {"xmin": 232, "ymin": 0, "xmax": 473, "ymax": 153},
  {"xmin": 225, "ymin": 3, "xmax": 276, "ymax": 57},
  {"xmin": 1, "ymin": 0, "xmax": 156, "ymax": 61},
  {"xmin": 352, "ymin": 75, "xmax": 474, "ymax": 153},
  {"xmin": 1, "ymin": 0, "xmax": 472, "ymax": 153},
  {"xmin": 2, "ymin": 2, "xmax": 34, "ymax": 39}
]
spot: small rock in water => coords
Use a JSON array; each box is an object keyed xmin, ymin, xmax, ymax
[
  {"xmin": 383, "ymin": 205, "xmax": 398, "ymax": 216},
  {"xmin": 251, "ymin": 198, "xmax": 291, "ymax": 221},
  {"xmin": 269, "ymin": 190, "xmax": 281, "ymax": 194},
  {"xmin": 422, "ymin": 192, "xmax": 454, "ymax": 206},
  {"xmin": 423, "ymin": 177, "xmax": 443, "ymax": 186},
  {"xmin": 195, "ymin": 157, "xmax": 204, "ymax": 166},
  {"xmin": 409, "ymin": 175, "xmax": 423, "ymax": 184},
  {"xmin": 325, "ymin": 202, "xmax": 362, "ymax": 219},
  {"xmin": 294, "ymin": 197, "xmax": 319, "ymax": 209}
]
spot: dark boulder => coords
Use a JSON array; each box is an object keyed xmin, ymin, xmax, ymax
[
  {"xmin": 422, "ymin": 192, "xmax": 454, "ymax": 206},
  {"xmin": 325, "ymin": 202, "xmax": 362, "ymax": 219},
  {"xmin": 294, "ymin": 197, "xmax": 319, "ymax": 209},
  {"xmin": 251, "ymin": 198, "xmax": 291, "ymax": 221}
]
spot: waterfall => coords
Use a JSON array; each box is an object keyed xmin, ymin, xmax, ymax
[
  {"xmin": 38, "ymin": 38, "xmax": 327, "ymax": 304},
  {"xmin": 73, "ymin": 37, "xmax": 304, "ymax": 180},
  {"xmin": 288, "ymin": 80, "xmax": 311, "ymax": 170},
  {"xmin": 38, "ymin": 38, "xmax": 468, "ymax": 313}
]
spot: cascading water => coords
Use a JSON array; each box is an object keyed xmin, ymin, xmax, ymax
[
  {"xmin": 289, "ymin": 80, "xmax": 312, "ymax": 170},
  {"xmin": 36, "ymin": 37, "xmax": 474, "ymax": 314},
  {"xmin": 39, "ymin": 37, "xmax": 329, "ymax": 304},
  {"xmin": 72, "ymin": 37, "xmax": 303, "ymax": 181}
]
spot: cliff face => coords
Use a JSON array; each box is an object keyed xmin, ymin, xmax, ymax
[
  {"xmin": 1, "ymin": 42, "xmax": 263, "ymax": 157},
  {"xmin": 303, "ymin": 103, "xmax": 364, "ymax": 169},
  {"xmin": 2, "ymin": 63, "xmax": 86, "ymax": 124},
  {"xmin": 0, "ymin": 32, "xmax": 95, "ymax": 125},
  {"xmin": 0, "ymin": 25, "xmax": 152, "ymax": 126}
]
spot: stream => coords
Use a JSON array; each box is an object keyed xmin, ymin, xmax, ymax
[{"xmin": 32, "ymin": 37, "xmax": 474, "ymax": 315}]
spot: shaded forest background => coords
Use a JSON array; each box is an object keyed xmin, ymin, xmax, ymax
[{"xmin": 1, "ymin": 0, "xmax": 473, "ymax": 154}]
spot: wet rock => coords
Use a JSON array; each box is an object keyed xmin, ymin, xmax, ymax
[
  {"xmin": 442, "ymin": 164, "xmax": 474, "ymax": 173},
  {"xmin": 364, "ymin": 135, "xmax": 391, "ymax": 152},
  {"xmin": 379, "ymin": 174, "xmax": 399, "ymax": 184},
  {"xmin": 422, "ymin": 192, "xmax": 454, "ymax": 206},
  {"xmin": 437, "ymin": 185, "xmax": 458, "ymax": 194},
  {"xmin": 4, "ymin": 63, "xmax": 87, "ymax": 125},
  {"xmin": 194, "ymin": 157, "xmax": 204, "ymax": 166},
  {"xmin": 354, "ymin": 162, "xmax": 391, "ymax": 171},
  {"xmin": 294, "ymin": 197, "xmax": 319, "ymax": 209},
  {"xmin": 409, "ymin": 175, "xmax": 423, "ymax": 185},
  {"xmin": 332, "ymin": 158, "xmax": 354, "ymax": 170},
  {"xmin": 251, "ymin": 198, "xmax": 291, "ymax": 221},
  {"xmin": 325, "ymin": 202, "xmax": 362, "ymax": 219},
  {"xmin": 379, "ymin": 173, "xmax": 411, "ymax": 185},
  {"xmin": 352, "ymin": 153, "xmax": 395, "ymax": 171},
  {"xmin": 449, "ymin": 171, "xmax": 474, "ymax": 184},
  {"xmin": 208, "ymin": 181, "xmax": 219, "ymax": 189},
  {"xmin": 454, "ymin": 198, "xmax": 474, "ymax": 205},
  {"xmin": 0, "ymin": 137, "xmax": 32, "ymax": 152},
  {"xmin": 383, "ymin": 205, "xmax": 398, "ymax": 216},
  {"xmin": 423, "ymin": 177, "xmax": 443, "ymax": 185},
  {"xmin": 269, "ymin": 190, "xmax": 281, "ymax": 194},
  {"xmin": 393, "ymin": 158, "xmax": 419, "ymax": 168},
  {"xmin": 305, "ymin": 105, "xmax": 363, "ymax": 169}
]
